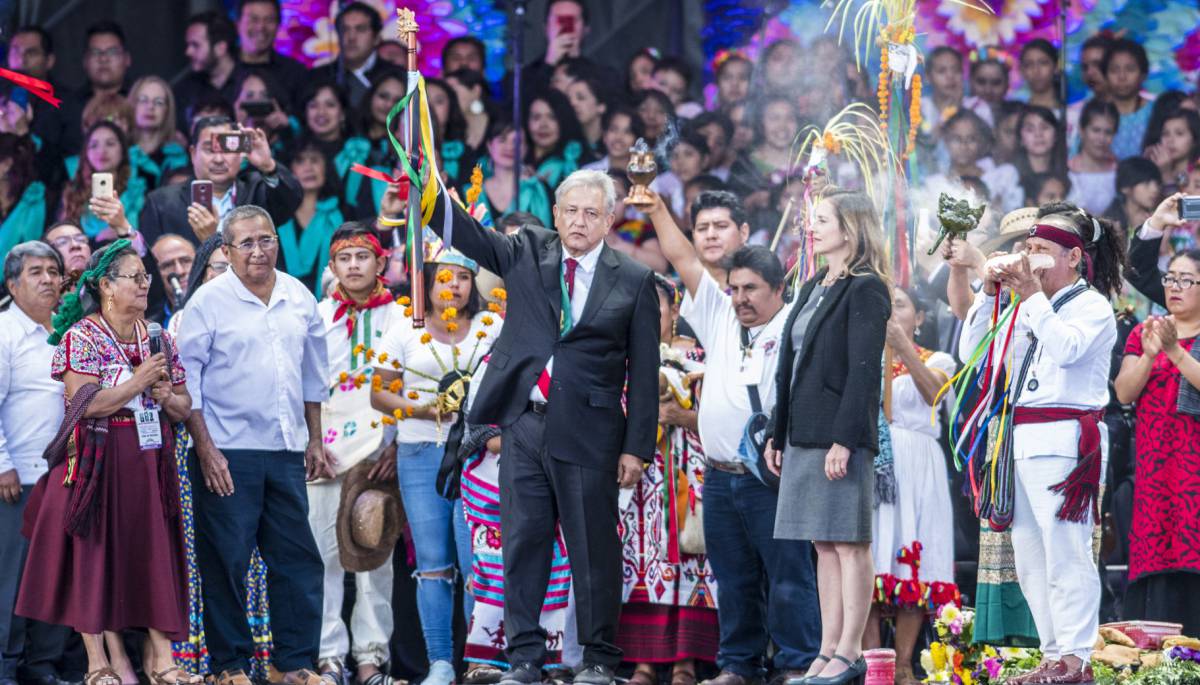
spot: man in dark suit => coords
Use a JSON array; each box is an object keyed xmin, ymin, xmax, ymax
[
  {"xmin": 422, "ymin": 169, "xmax": 660, "ymax": 685},
  {"xmin": 139, "ymin": 115, "xmax": 302, "ymax": 247},
  {"xmin": 310, "ymin": 2, "xmax": 388, "ymax": 111}
]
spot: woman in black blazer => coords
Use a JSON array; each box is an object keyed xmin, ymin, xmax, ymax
[{"xmin": 765, "ymin": 189, "xmax": 890, "ymax": 685}]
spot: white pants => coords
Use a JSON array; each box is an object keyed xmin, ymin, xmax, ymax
[
  {"xmin": 1011, "ymin": 456, "xmax": 1100, "ymax": 660},
  {"xmin": 307, "ymin": 478, "xmax": 395, "ymax": 665}
]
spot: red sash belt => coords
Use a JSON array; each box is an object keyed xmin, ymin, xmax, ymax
[{"xmin": 1013, "ymin": 406, "xmax": 1104, "ymax": 523}]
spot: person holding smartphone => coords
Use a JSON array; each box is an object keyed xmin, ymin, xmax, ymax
[{"xmin": 138, "ymin": 115, "xmax": 301, "ymax": 248}]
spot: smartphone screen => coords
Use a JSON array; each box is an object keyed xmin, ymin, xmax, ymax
[{"xmin": 557, "ymin": 15, "xmax": 576, "ymax": 35}]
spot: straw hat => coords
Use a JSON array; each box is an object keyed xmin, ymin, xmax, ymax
[
  {"xmin": 336, "ymin": 459, "xmax": 405, "ymax": 573},
  {"xmin": 982, "ymin": 207, "xmax": 1039, "ymax": 254}
]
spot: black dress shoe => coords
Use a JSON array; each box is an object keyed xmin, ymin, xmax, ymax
[
  {"xmin": 571, "ymin": 665, "xmax": 613, "ymax": 685},
  {"xmin": 807, "ymin": 656, "xmax": 865, "ymax": 685},
  {"xmin": 498, "ymin": 664, "xmax": 542, "ymax": 685}
]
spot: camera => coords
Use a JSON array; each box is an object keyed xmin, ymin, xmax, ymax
[
  {"xmin": 1181, "ymin": 196, "xmax": 1200, "ymax": 222},
  {"xmin": 213, "ymin": 131, "xmax": 251, "ymax": 153}
]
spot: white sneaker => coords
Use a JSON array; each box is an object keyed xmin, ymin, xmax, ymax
[{"xmin": 420, "ymin": 661, "xmax": 457, "ymax": 685}]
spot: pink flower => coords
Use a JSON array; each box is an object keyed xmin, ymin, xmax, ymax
[
  {"xmin": 949, "ymin": 617, "xmax": 964, "ymax": 635},
  {"xmin": 984, "ymin": 658, "xmax": 1002, "ymax": 679}
]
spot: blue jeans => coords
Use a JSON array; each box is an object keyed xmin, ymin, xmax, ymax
[
  {"xmin": 703, "ymin": 468, "xmax": 821, "ymax": 677},
  {"xmin": 396, "ymin": 441, "xmax": 473, "ymax": 663}
]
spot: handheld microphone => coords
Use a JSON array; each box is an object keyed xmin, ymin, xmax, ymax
[
  {"xmin": 147, "ymin": 322, "xmax": 163, "ymax": 356},
  {"xmin": 169, "ymin": 275, "xmax": 185, "ymax": 307}
]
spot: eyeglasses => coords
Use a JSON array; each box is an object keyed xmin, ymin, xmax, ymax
[
  {"xmin": 112, "ymin": 272, "xmax": 152, "ymax": 285},
  {"xmin": 1161, "ymin": 275, "xmax": 1199, "ymax": 290},
  {"xmin": 86, "ymin": 47, "xmax": 125, "ymax": 60},
  {"xmin": 207, "ymin": 261, "xmax": 231, "ymax": 273},
  {"xmin": 136, "ymin": 95, "xmax": 167, "ymax": 108},
  {"xmin": 227, "ymin": 236, "xmax": 279, "ymax": 253},
  {"xmin": 49, "ymin": 234, "xmax": 89, "ymax": 249}
]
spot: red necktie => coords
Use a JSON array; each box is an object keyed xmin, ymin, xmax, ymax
[{"xmin": 564, "ymin": 257, "xmax": 578, "ymax": 300}]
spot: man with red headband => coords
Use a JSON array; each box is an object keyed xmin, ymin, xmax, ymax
[
  {"xmin": 960, "ymin": 210, "xmax": 1121, "ymax": 685},
  {"xmin": 308, "ymin": 221, "xmax": 401, "ymax": 685}
]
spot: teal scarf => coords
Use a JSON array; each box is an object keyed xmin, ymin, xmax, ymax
[
  {"xmin": 0, "ymin": 181, "xmax": 46, "ymax": 258},
  {"xmin": 335, "ymin": 136, "xmax": 372, "ymax": 209},
  {"xmin": 277, "ymin": 196, "xmax": 344, "ymax": 292},
  {"xmin": 472, "ymin": 156, "xmax": 552, "ymax": 226},
  {"xmin": 129, "ymin": 142, "xmax": 188, "ymax": 186},
  {"xmin": 535, "ymin": 140, "xmax": 584, "ymax": 190}
]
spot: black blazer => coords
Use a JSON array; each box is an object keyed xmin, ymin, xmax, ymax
[
  {"xmin": 1127, "ymin": 232, "xmax": 1166, "ymax": 308},
  {"xmin": 771, "ymin": 269, "xmax": 891, "ymax": 453},
  {"xmin": 429, "ymin": 194, "xmax": 661, "ymax": 469},
  {"xmin": 137, "ymin": 166, "xmax": 304, "ymax": 247}
]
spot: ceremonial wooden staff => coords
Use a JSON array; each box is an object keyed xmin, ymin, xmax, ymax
[{"xmin": 398, "ymin": 8, "xmax": 426, "ymax": 328}]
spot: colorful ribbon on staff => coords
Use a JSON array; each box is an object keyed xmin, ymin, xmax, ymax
[{"xmin": 931, "ymin": 291, "xmax": 1023, "ymax": 529}]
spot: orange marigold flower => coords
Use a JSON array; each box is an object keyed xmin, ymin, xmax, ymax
[
  {"xmin": 371, "ymin": 420, "xmax": 380, "ymax": 429},
  {"xmin": 405, "ymin": 406, "xmax": 414, "ymax": 416},
  {"xmin": 407, "ymin": 390, "xmax": 420, "ymax": 400},
  {"xmin": 444, "ymin": 306, "xmax": 458, "ymax": 318},
  {"xmin": 391, "ymin": 359, "xmax": 402, "ymax": 369},
  {"xmin": 404, "ymin": 306, "xmax": 413, "ymax": 317},
  {"xmin": 371, "ymin": 375, "xmax": 383, "ymax": 389},
  {"xmin": 339, "ymin": 371, "xmax": 349, "ymax": 383},
  {"xmin": 476, "ymin": 331, "xmax": 487, "ymax": 339},
  {"xmin": 378, "ymin": 352, "xmax": 389, "ymax": 363},
  {"xmin": 393, "ymin": 408, "xmax": 405, "ymax": 419},
  {"xmin": 436, "ymin": 268, "xmax": 453, "ymax": 284},
  {"xmin": 487, "ymin": 302, "xmax": 502, "ymax": 313},
  {"xmin": 438, "ymin": 290, "xmax": 454, "ymax": 301},
  {"xmin": 353, "ymin": 343, "xmax": 365, "ymax": 355},
  {"xmin": 381, "ymin": 415, "xmax": 396, "ymax": 425},
  {"xmin": 398, "ymin": 296, "xmax": 412, "ymax": 306},
  {"xmin": 481, "ymin": 315, "xmax": 494, "ymax": 325},
  {"xmin": 490, "ymin": 287, "xmax": 507, "ymax": 300},
  {"xmin": 389, "ymin": 379, "xmax": 403, "ymax": 393},
  {"xmin": 365, "ymin": 348, "xmax": 376, "ymax": 359},
  {"xmin": 420, "ymin": 332, "xmax": 433, "ymax": 344},
  {"xmin": 446, "ymin": 322, "xmax": 459, "ymax": 332}
]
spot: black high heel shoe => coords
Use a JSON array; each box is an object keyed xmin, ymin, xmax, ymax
[{"xmin": 805, "ymin": 656, "xmax": 865, "ymax": 685}]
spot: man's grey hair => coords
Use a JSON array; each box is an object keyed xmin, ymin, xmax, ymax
[
  {"xmin": 555, "ymin": 169, "xmax": 617, "ymax": 216},
  {"xmin": 223, "ymin": 205, "xmax": 276, "ymax": 242},
  {"xmin": 4, "ymin": 240, "xmax": 62, "ymax": 284}
]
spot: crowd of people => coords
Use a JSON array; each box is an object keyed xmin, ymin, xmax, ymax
[{"xmin": 1, "ymin": 3, "xmax": 1199, "ymax": 685}]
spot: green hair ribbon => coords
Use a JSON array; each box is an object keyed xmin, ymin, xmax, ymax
[{"xmin": 48, "ymin": 238, "xmax": 132, "ymax": 346}]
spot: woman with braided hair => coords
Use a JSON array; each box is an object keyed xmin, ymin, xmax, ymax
[{"xmin": 16, "ymin": 240, "xmax": 200, "ymax": 685}]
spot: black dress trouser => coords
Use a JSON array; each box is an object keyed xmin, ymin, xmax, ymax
[{"xmin": 498, "ymin": 410, "xmax": 623, "ymax": 669}]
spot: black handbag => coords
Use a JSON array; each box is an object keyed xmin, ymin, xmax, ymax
[{"xmin": 738, "ymin": 325, "xmax": 780, "ymax": 491}]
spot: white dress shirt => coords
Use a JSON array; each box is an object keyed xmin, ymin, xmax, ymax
[
  {"xmin": 960, "ymin": 279, "xmax": 1116, "ymax": 459},
  {"xmin": 179, "ymin": 269, "xmax": 329, "ymax": 452},
  {"xmin": 679, "ymin": 271, "xmax": 793, "ymax": 462},
  {"xmin": 531, "ymin": 240, "xmax": 604, "ymax": 401},
  {"xmin": 0, "ymin": 305, "xmax": 63, "ymax": 484}
]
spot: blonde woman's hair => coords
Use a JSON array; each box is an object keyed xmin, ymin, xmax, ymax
[
  {"xmin": 128, "ymin": 76, "xmax": 178, "ymax": 148},
  {"xmin": 820, "ymin": 188, "xmax": 891, "ymax": 284}
]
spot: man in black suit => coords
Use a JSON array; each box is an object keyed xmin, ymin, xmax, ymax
[
  {"xmin": 310, "ymin": 2, "xmax": 387, "ymax": 111},
  {"xmin": 139, "ymin": 115, "xmax": 302, "ymax": 247},
  {"xmin": 421, "ymin": 169, "xmax": 660, "ymax": 685}
]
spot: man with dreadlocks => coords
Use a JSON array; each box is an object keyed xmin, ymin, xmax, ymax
[{"xmin": 959, "ymin": 206, "xmax": 1125, "ymax": 685}]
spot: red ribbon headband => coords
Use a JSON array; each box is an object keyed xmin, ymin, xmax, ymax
[
  {"xmin": 1028, "ymin": 223, "xmax": 1092, "ymax": 281},
  {"xmin": 330, "ymin": 233, "xmax": 386, "ymax": 257}
]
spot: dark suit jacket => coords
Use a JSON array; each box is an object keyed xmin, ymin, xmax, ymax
[
  {"xmin": 311, "ymin": 56, "xmax": 391, "ymax": 110},
  {"xmin": 1127, "ymin": 232, "xmax": 1166, "ymax": 308},
  {"xmin": 771, "ymin": 269, "xmax": 891, "ymax": 453},
  {"xmin": 138, "ymin": 166, "xmax": 304, "ymax": 247},
  {"xmin": 429, "ymin": 194, "xmax": 660, "ymax": 469}
]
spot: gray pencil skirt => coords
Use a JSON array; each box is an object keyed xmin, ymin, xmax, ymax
[{"xmin": 774, "ymin": 444, "xmax": 874, "ymax": 543}]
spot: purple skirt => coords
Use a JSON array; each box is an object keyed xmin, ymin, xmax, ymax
[{"xmin": 16, "ymin": 420, "xmax": 188, "ymax": 639}]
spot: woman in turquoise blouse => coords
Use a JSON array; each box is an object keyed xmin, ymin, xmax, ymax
[
  {"xmin": 470, "ymin": 117, "xmax": 551, "ymax": 227},
  {"xmin": 525, "ymin": 89, "xmax": 593, "ymax": 191},
  {"xmin": 278, "ymin": 140, "xmax": 346, "ymax": 293},
  {"xmin": 128, "ymin": 76, "xmax": 189, "ymax": 187},
  {"xmin": 0, "ymin": 133, "xmax": 47, "ymax": 259},
  {"xmin": 58, "ymin": 121, "xmax": 147, "ymax": 240}
]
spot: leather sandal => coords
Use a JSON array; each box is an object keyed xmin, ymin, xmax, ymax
[
  {"xmin": 85, "ymin": 668, "xmax": 122, "ymax": 685},
  {"xmin": 281, "ymin": 670, "xmax": 334, "ymax": 685},
  {"xmin": 217, "ymin": 671, "xmax": 253, "ymax": 685},
  {"xmin": 150, "ymin": 667, "xmax": 204, "ymax": 685}
]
